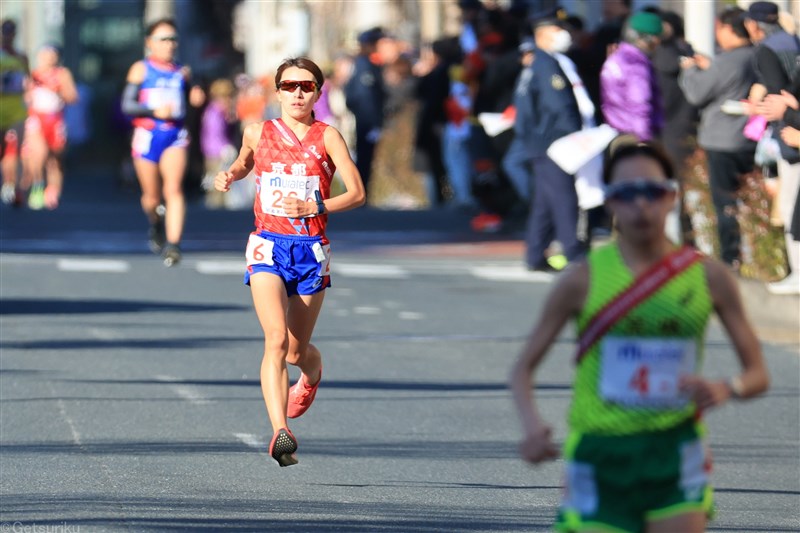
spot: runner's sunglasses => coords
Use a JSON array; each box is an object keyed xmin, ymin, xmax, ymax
[
  {"xmin": 605, "ymin": 180, "xmax": 678, "ymax": 202},
  {"xmin": 278, "ymin": 80, "xmax": 318, "ymax": 93},
  {"xmin": 152, "ymin": 35, "xmax": 178, "ymax": 42}
]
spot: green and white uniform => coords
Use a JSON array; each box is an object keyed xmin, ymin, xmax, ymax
[
  {"xmin": 556, "ymin": 243, "xmax": 715, "ymax": 533},
  {"xmin": 0, "ymin": 49, "xmax": 27, "ymax": 129}
]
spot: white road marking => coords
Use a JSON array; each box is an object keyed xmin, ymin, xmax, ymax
[
  {"xmin": 470, "ymin": 265, "xmax": 555, "ymax": 282},
  {"xmin": 155, "ymin": 374, "xmax": 212, "ymax": 405},
  {"xmin": 334, "ymin": 263, "xmax": 410, "ymax": 279},
  {"xmin": 56, "ymin": 399, "xmax": 83, "ymax": 446},
  {"xmin": 234, "ymin": 432, "xmax": 263, "ymax": 450},
  {"xmin": 354, "ymin": 306, "xmax": 382, "ymax": 315},
  {"xmin": 195, "ymin": 260, "xmax": 244, "ymax": 275},
  {"xmin": 398, "ymin": 311, "xmax": 425, "ymax": 320},
  {"xmin": 57, "ymin": 258, "xmax": 129, "ymax": 273},
  {"xmin": 88, "ymin": 328, "xmax": 123, "ymax": 340}
]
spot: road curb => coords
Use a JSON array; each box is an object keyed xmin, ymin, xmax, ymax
[{"xmin": 737, "ymin": 277, "xmax": 799, "ymax": 347}]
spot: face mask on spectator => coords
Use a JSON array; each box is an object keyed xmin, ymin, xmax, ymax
[{"xmin": 551, "ymin": 29, "xmax": 572, "ymax": 53}]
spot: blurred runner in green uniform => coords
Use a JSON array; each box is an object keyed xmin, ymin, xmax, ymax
[
  {"xmin": 510, "ymin": 141, "xmax": 769, "ymax": 533},
  {"xmin": 0, "ymin": 19, "xmax": 29, "ymax": 206}
]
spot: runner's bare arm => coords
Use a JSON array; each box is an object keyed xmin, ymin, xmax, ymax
[
  {"xmin": 215, "ymin": 121, "xmax": 259, "ymax": 192},
  {"xmin": 59, "ymin": 67, "xmax": 79, "ymax": 105},
  {"xmin": 509, "ymin": 262, "xmax": 588, "ymax": 459},
  {"xmin": 125, "ymin": 61, "xmax": 146, "ymax": 84},
  {"xmin": 322, "ymin": 125, "xmax": 366, "ymax": 213},
  {"xmin": 682, "ymin": 259, "xmax": 769, "ymax": 409},
  {"xmin": 706, "ymin": 259, "xmax": 769, "ymax": 399}
]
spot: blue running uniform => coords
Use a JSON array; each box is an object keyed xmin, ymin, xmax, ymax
[{"xmin": 244, "ymin": 231, "xmax": 332, "ymax": 296}]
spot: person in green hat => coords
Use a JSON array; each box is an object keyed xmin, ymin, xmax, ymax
[{"xmin": 600, "ymin": 11, "xmax": 664, "ymax": 142}]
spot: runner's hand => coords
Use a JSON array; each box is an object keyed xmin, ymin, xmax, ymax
[
  {"xmin": 215, "ymin": 171, "xmax": 234, "ymax": 192},
  {"xmin": 519, "ymin": 426, "xmax": 559, "ymax": 464},
  {"xmin": 153, "ymin": 104, "xmax": 174, "ymax": 120},
  {"xmin": 282, "ymin": 196, "xmax": 313, "ymax": 218},
  {"xmin": 680, "ymin": 376, "xmax": 731, "ymax": 410}
]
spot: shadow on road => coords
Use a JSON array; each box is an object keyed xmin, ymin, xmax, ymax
[
  {"xmin": 0, "ymin": 298, "xmax": 246, "ymax": 315},
  {"xmin": 0, "ymin": 493, "xmax": 557, "ymax": 531}
]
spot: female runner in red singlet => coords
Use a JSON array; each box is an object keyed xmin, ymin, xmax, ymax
[
  {"xmin": 215, "ymin": 57, "xmax": 366, "ymax": 466},
  {"xmin": 22, "ymin": 44, "xmax": 78, "ymax": 210}
]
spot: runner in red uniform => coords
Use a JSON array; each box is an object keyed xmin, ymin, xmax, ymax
[
  {"xmin": 215, "ymin": 57, "xmax": 366, "ymax": 467},
  {"xmin": 22, "ymin": 44, "xmax": 77, "ymax": 210}
]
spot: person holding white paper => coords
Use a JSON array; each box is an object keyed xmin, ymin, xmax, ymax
[{"xmin": 521, "ymin": 8, "xmax": 585, "ymax": 271}]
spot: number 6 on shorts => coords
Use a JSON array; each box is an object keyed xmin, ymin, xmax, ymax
[{"xmin": 246, "ymin": 233, "xmax": 275, "ymax": 266}]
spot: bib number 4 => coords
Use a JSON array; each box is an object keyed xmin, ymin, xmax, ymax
[{"xmin": 600, "ymin": 337, "xmax": 696, "ymax": 408}]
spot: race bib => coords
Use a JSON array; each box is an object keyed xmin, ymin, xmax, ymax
[
  {"xmin": 259, "ymin": 172, "xmax": 320, "ymax": 217},
  {"xmin": 245, "ymin": 233, "xmax": 274, "ymax": 266},
  {"xmin": 145, "ymin": 87, "xmax": 184, "ymax": 118},
  {"xmin": 599, "ymin": 337, "xmax": 696, "ymax": 408},
  {"xmin": 132, "ymin": 128, "xmax": 153, "ymax": 155},
  {"xmin": 317, "ymin": 243, "xmax": 331, "ymax": 276},
  {"xmin": 31, "ymin": 87, "xmax": 63, "ymax": 114}
]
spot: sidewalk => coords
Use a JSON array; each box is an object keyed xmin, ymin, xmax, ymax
[{"xmin": 735, "ymin": 277, "xmax": 799, "ymax": 347}]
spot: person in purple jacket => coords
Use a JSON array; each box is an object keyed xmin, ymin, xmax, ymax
[
  {"xmin": 201, "ymin": 78, "xmax": 238, "ymax": 209},
  {"xmin": 600, "ymin": 11, "xmax": 664, "ymax": 142}
]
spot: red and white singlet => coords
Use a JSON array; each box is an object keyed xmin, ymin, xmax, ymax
[{"xmin": 252, "ymin": 118, "xmax": 335, "ymax": 241}]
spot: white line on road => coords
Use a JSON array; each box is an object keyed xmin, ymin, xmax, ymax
[
  {"xmin": 470, "ymin": 265, "xmax": 555, "ymax": 282},
  {"xmin": 195, "ymin": 260, "xmax": 244, "ymax": 275},
  {"xmin": 155, "ymin": 375, "xmax": 212, "ymax": 405},
  {"xmin": 234, "ymin": 432, "xmax": 263, "ymax": 450},
  {"xmin": 334, "ymin": 263, "xmax": 410, "ymax": 279},
  {"xmin": 398, "ymin": 311, "xmax": 425, "ymax": 320},
  {"xmin": 56, "ymin": 398, "xmax": 83, "ymax": 446},
  {"xmin": 354, "ymin": 306, "xmax": 382, "ymax": 315},
  {"xmin": 89, "ymin": 327, "xmax": 123, "ymax": 340},
  {"xmin": 57, "ymin": 258, "xmax": 130, "ymax": 273}
]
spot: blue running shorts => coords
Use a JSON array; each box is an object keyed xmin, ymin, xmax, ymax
[
  {"xmin": 131, "ymin": 126, "xmax": 189, "ymax": 163},
  {"xmin": 244, "ymin": 231, "xmax": 331, "ymax": 296}
]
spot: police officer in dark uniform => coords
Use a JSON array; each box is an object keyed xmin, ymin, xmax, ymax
[
  {"xmin": 345, "ymin": 27, "xmax": 386, "ymax": 198},
  {"xmin": 502, "ymin": 38, "xmax": 536, "ymax": 204},
  {"xmin": 524, "ymin": 9, "xmax": 585, "ymax": 270}
]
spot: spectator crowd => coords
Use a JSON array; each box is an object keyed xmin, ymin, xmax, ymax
[{"xmin": 1, "ymin": 0, "xmax": 798, "ymax": 293}]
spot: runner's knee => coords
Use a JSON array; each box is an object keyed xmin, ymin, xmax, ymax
[
  {"xmin": 162, "ymin": 184, "xmax": 184, "ymax": 202},
  {"xmin": 287, "ymin": 343, "xmax": 320, "ymax": 366},
  {"xmin": 263, "ymin": 330, "xmax": 289, "ymax": 358}
]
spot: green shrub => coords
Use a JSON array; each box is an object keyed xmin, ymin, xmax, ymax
[{"xmin": 683, "ymin": 149, "xmax": 787, "ymax": 281}]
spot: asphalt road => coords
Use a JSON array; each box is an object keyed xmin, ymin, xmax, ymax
[{"xmin": 0, "ymin": 181, "xmax": 798, "ymax": 532}]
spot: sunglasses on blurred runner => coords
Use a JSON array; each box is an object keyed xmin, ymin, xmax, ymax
[
  {"xmin": 152, "ymin": 35, "xmax": 178, "ymax": 42},
  {"xmin": 605, "ymin": 180, "xmax": 678, "ymax": 203},
  {"xmin": 278, "ymin": 80, "xmax": 318, "ymax": 93}
]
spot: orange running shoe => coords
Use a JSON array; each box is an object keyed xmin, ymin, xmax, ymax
[
  {"xmin": 287, "ymin": 367, "xmax": 321, "ymax": 419},
  {"xmin": 268, "ymin": 427, "xmax": 298, "ymax": 467},
  {"xmin": 44, "ymin": 186, "xmax": 59, "ymax": 210}
]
